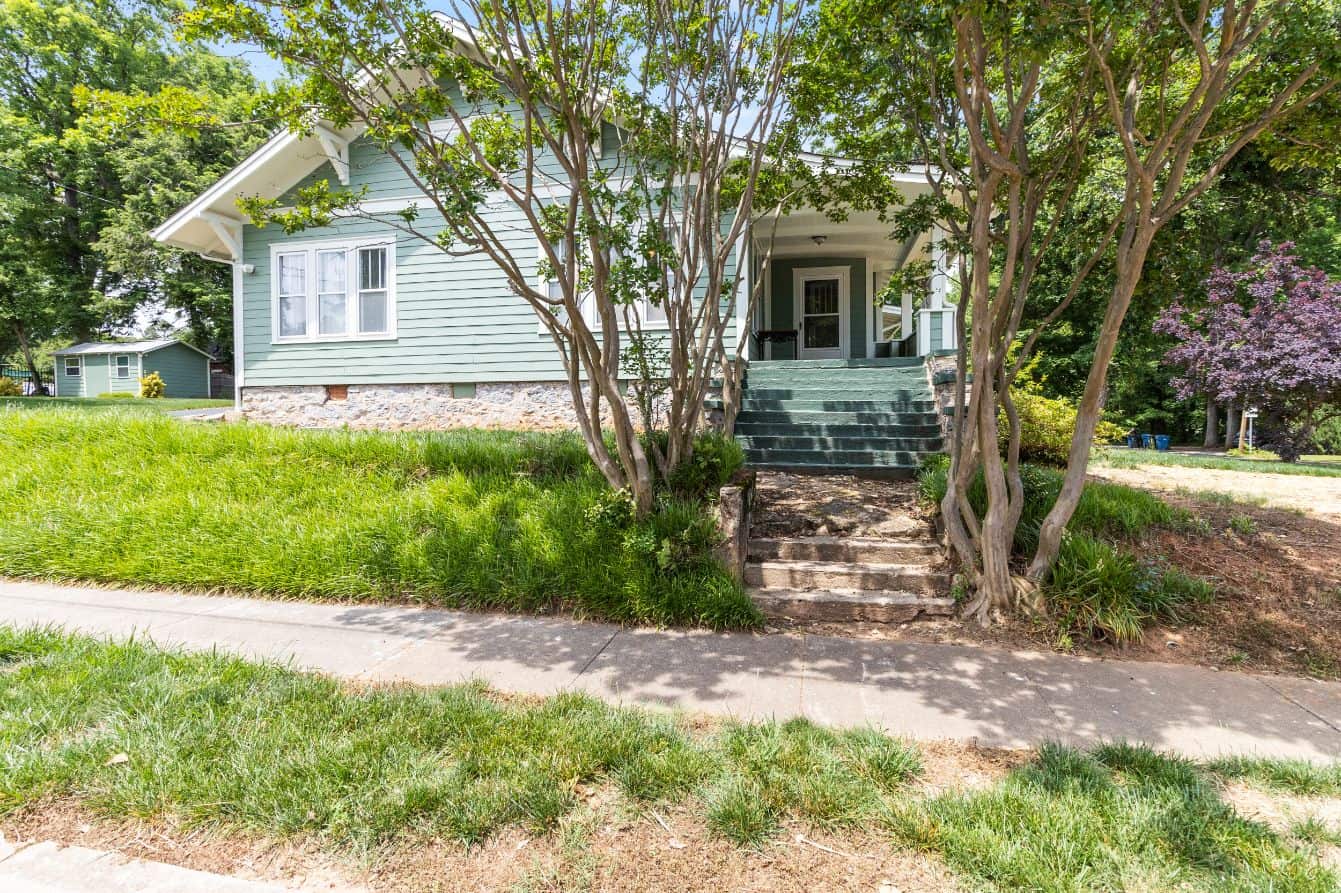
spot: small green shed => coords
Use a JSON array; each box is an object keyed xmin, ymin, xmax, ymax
[{"xmin": 52, "ymin": 339, "xmax": 215, "ymax": 398}]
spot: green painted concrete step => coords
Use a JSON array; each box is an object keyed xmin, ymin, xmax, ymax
[
  {"xmin": 748, "ymin": 358, "xmax": 925, "ymax": 369},
  {"xmin": 739, "ymin": 399, "xmax": 936, "ymax": 412},
  {"xmin": 735, "ymin": 409, "xmax": 942, "ymax": 426},
  {"xmin": 744, "ymin": 372, "xmax": 931, "ymax": 385},
  {"xmin": 744, "ymin": 447, "xmax": 923, "ymax": 466},
  {"xmin": 737, "ymin": 434, "xmax": 942, "ymax": 452},
  {"xmin": 734, "ymin": 421, "xmax": 943, "ymax": 438},
  {"xmin": 744, "ymin": 461, "xmax": 920, "ymax": 479},
  {"xmin": 745, "ymin": 383, "xmax": 933, "ymax": 396}
]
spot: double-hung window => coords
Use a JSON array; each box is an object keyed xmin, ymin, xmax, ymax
[
  {"xmin": 538, "ymin": 234, "xmax": 595, "ymax": 331},
  {"xmin": 272, "ymin": 239, "xmax": 396, "ymax": 342},
  {"xmin": 63, "ymin": 357, "xmax": 81, "ymax": 377},
  {"xmin": 113, "ymin": 355, "xmax": 132, "ymax": 379}
]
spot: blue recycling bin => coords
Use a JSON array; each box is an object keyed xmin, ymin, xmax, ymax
[
  {"xmin": 1141, "ymin": 433, "xmax": 1154, "ymax": 449},
  {"xmin": 1155, "ymin": 434, "xmax": 1171, "ymax": 451},
  {"xmin": 1126, "ymin": 434, "xmax": 1140, "ymax": 449}
]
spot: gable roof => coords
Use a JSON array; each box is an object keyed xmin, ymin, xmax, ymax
[{"xmin": 54, "ymin": 339, "xmax": 215, "ymax": 360}]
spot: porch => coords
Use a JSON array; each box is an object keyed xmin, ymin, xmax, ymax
[{"xmin": 745, "ymin": 204, "xmax": 958, "ymax": 363}]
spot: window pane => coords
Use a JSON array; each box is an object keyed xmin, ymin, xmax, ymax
[
  {"xmin": 115, "ymin": 356, "xmax": 130, "ymax": 378},
  {"xmin": 359, "ymin": 291, "xmax": 388, "ymax": 334},
  {"xmin": 278, "ymin": 253, "xmax": 306, "ymax": 296},
  {"xmin": 641, "ymin": 300, "xmax": 666, "ymax": 324},
  {"xmin": 65, "ymin": 359, "xmax": 80, "ymax": 376},
  {"xmin": 317, "ymin": 250, "xmax": 346, "ymax": 293},
  {"xmin": 279, "ymin": 295, "xmax": 307, "ymax": 337},
  {"xmin": 319, "ymin": 294, "xmax": 348, "ymax": 335},
  {"xmin": 359, "ymin": 247, "xmax": 386, "ymax": 291}
]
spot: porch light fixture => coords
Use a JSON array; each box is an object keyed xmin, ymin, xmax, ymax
[{"xmin": 811, "ymin": 234, "xmax": 827, "ymax": 246}]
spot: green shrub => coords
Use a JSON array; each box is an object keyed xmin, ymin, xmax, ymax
[
  {"xmin": 138, "ymin": 371, "xmax": 165, "ymax": 398},
  {"xmin": 667, "ymin": 431, "xmax": 745, "ymax": 498},
  {"xmin": 1003, "ymin": 389, "xmax": 1127, "ymax": 465},
  {"xmin": 0, "ymin": 377, "xmax": 20, "ymax": 397},
  {"xmin": 917, "ymin": 458, "xmax": 1209, "ymax": 643},
  {"xmin": 1048, "ymin": 532, "xmax": 1212, "ymax": 644}
]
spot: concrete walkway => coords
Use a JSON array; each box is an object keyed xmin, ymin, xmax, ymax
[{"xmin": 2, "ymin": 579, "xmax": 1339, "ymax": 762}]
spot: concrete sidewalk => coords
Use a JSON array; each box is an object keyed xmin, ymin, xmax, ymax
[{"xmin": 2, "ymin": 578, "xmax": 1339, "ymax": 761}]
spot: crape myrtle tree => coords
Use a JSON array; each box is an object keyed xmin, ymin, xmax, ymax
[
  {"xmin": 180, "ymin": 0, "xmax": 803, "ymax": 517},
  {"xmin": 1156, "ymin": 242, "xmax": 1341, "ymax": 460},
  {"xmin": 799, "ymin": 0, "xmax": 1340, "ymax": 620}
]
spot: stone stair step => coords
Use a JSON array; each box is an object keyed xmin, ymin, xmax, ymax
[
  {"xmin": 750, "ymin": 588, "xmax": 956, "ymax": 623},
  {"xmin": 745, "ymin": 559, "xmax": 944, "ymax": 593},
  {"xmin": 749, "ymin": 536, "xmax": 940, "ymax": 564}
]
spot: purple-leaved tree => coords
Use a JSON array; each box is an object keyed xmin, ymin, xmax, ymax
[{"xmin": 1155, "ymin": 243, "xmax": 1341, "ymax": 461}]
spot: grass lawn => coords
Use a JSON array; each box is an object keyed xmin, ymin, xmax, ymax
[
  {"xmin": 2, "ymin": 627, "xmax": 1337, "ymax": 891},
  {"xmin": 1095, "ymin": 446, "xmax": 1341, "ymax": 478},
  {"xmin": 2, "ymin": 396, "xmax": 233, "ymax": 413},
  {"xmin": 0, "ymin": 407, "xmax": 756, "ymax": 627}
]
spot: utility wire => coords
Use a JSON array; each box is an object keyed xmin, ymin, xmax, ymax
[{"xmin": 0, "ymin": 159, "xmax": 123, "ymax": 208}]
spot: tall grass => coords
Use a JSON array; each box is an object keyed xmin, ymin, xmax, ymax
[
  {"xmin": 918, "ymin": 456, "xmax": 1212, "ymax": 643},
  {"xmin": 0, "ymin": 407, "xmax": 758, "ymax": 628}
]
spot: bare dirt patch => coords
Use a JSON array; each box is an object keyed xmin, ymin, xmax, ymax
[
  {"xmin": 1221, "ymin": 782, "xmax": 1341, "ymax": 871},
  {"xmin": 1091, "ymin": 462, "xmax": 1341, "ymax": 522},
  {"xmin": 750, "ymin": 472, "xmax": 934, "ymax": 540},
  {"xmin": 1, "ymin": 796, "xmax": 967, "ymax": 893}
]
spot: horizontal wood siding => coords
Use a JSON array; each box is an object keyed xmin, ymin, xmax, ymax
[
  {"xmin": 245, "ymin": 114, "xmax": 740, "ymax": 387},
  {"xmin": 106, "ymin": 355, "xmax": 138, "ymax": 394},
  {"xmin": 54, "ymin": 357, "xmax": 85, "ymax": 397},
  {"xmin": 143, "ymin": 344, "xmax": 211, "ymax": 398}
]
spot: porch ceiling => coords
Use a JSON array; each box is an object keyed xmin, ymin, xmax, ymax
[{"xmin": 757, "ymin": 208, "xmax": 928, "ymax": 261}]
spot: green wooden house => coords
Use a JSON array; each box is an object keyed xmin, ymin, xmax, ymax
[
  {"xmin": 151, "ymin": 14, "xmax": 955, "ymax": 474},
  {"xmin": 52, "ymin": 339, "xmax": 214, "ymax": 399}
]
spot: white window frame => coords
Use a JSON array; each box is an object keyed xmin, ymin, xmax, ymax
[
  {"xmin": 112, "ymin": 354, "xmax": 133, "ymax": 380},
  {"xmin": 537, "ymin": 233, "xmax": 595, "ymax": 334},
  {"xmin": 63, "ymin": 356, "xmax": 82, "ymax": 378},
  {"xmin": 269, "ymin": 237, "xmax": 398, "ymax": 344}
]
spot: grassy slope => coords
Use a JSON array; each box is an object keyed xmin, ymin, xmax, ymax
[
  {"xmin": 0, "ymin": 407, "xmax": 757, "ymax": 628},
  {"xmin": 3, "ymin": 397, "xmax": 232, "ymax": 412},
  {"xmin": 1, "ymin": 627, "xmax": 1335, "ymax": 891},
  {"xmin": 1096, "ymin": 447, "xmax": 1341, "ymax": 478}
]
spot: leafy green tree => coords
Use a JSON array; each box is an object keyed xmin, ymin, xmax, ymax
[{"xmin": 0, "ymin": 0, "xmax": 264, "ymax": 390}]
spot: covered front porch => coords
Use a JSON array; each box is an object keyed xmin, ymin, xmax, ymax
[{"xmin": 745, "ymin": 203, "xmax": 957, "ymax": 363}]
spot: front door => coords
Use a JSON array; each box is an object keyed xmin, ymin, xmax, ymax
[{"xmin": 795, "ymin": 267, "xmax": 849, "ymax": 359}]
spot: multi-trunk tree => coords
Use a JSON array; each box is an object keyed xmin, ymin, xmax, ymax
[
  {"xmin": 798, "ymin": 0, "xmax": 1341, "ymax": 618},
  {"xmin": 1156, "ymin": 242, "xmax": 1341, "ymax": 460},
  {"xmin": 181, "ymin": 0, "xmax": 801, "ymax": 516}
]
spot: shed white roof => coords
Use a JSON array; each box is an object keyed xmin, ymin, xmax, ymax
[{"xmin": 53, "ymin": 339, "xmax": 214, "ymax": 359}]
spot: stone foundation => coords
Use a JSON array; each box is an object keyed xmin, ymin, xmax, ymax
[
  {"xmin": 926, "ymin": 353, "xmax": 960, "ymax": 441},
  {"xmin": 241, "ymin": 382, "xmax": 591, "ymax": 431}
]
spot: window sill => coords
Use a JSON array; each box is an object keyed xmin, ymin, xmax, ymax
[{"xmin": 271, "ymin": 333, "xmax": 398, "ymax": 346}]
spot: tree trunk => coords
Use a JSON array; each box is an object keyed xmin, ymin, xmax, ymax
[
  {"xmin": 14, "ymin": 322, "xmax": 46, "ymax": 395},
  {"xmin": 1224, "ymin": 403, "xmax": 1240, "ymax": 450},
  {"xmin": 1237, "ymin": 406, "xmax": 1250, "ymax": 451},
  {"xmin": 1203, "ymin": 400, "xmax": 1218, "ymax": 448}
]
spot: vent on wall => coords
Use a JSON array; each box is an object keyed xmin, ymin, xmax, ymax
[{"xmin": 325, "ymin": 384, "xmax": 348, "ymax": 401}]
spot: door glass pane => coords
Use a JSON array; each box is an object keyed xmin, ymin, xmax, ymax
[
  {"xmin": 805, "ymin": 315, "xmax": 840, "ymax": 349},
  {"xmin": 804, "ymin": 279, "xmax": 839, "ymax": 315}
]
